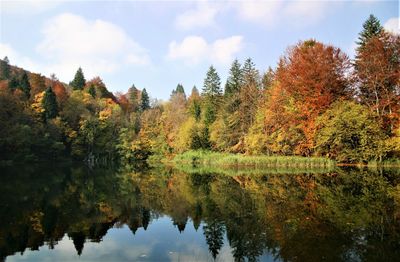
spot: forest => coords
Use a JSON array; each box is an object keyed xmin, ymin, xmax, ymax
[{"xmin": 0, "ymin": 15, "xmax": 399, "ymax": 165}]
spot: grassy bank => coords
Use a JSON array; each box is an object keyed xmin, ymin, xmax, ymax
[{"xmin": 173, "ymin": 150, "xmax": 336, "ymax": 169}]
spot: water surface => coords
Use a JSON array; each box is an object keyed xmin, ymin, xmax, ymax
[{"xmin": 1, "ymin": 164, "xmax": 400, "ymax": 261}]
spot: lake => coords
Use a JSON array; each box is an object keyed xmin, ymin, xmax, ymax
[{"xmin": 1, "ymin": 163, "xmax": 400, "ymax": 261}]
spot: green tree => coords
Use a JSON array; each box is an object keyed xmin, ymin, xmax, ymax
[
  {"xmin": 202, "ymin": 65, "xmax": 221, "ymax": 101},
  {"xmin": 129, "ymin": 84, "xmax": 139, "ymax": 112},
  {"xmin": 356, "ymin": 14, "xmax": 383, "ymax": 49},
  {"xmin": 19, "ymin": 71, "xmax": 31, "ymax": 98},
  {"xmin": 315, "ymin": 101, "xmax": 387, "ymax": 163},
  {"xmin": 224, "ymin": 59, "xmax": 243, "ymax": 96},
  {"xmin": 69, "ymin": 67, "xmax": 86, "ymax": 90},
  {"xmin": 175, "ymin": 83, "xmax": 185, "ymax": 95},
  {"xmin": 43, "ymin": 87, "xmax": 58, "ymax": 120},
  {"xmin": 88, "ymin": 84, "xmax": 96, "ymax": 98},
  {"xmin": 202, "ymin": 66, "xmax": 221, "ymax": 126},
  {"xmin": 140, "ymin": 88, "xmax": 150, "ymax": 111},
  {"xmin": 0, "ymin": 56, "xmax": 10, "ymax": 80},
  {"xmin": 188, "ymin": 86, "xmax": 201, "ymax": 121}
]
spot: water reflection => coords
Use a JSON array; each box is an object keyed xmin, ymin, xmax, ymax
[{"xmin": 0, "ymin": 164, "xmax": 400, "ymax": 261}]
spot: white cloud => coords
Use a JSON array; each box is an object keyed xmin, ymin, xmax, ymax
[
  {"xmin": 167, "ymin": 35, "xmax": 243, "ymax": 65},
  {"xmin": 175, "ymin": 2, "xmax": 220, "ymax": 30},
  {"xmin": 36, "ymin": 13, "xmax": 150, "ymax": 81},
  {"xmin": 284, "ymin": 1, "xmax": 331, "ymax": 26},
  {"xmin": 0, "ymin": 43, "xmax": 40, "ymax": 71},
  {"xmin": 234, "ymin": 1, "xmax": 282, "ymax": 27},
  {"xmin": 1, "ymin": 0, "xmax": 61, "ymax": 15},
  {"xmin": 384, "ymin": 17, "xmax": 399, "ymax": 35},
  {"xmin": 234, "ymin": 0, "xmax": 335, "ymax": 27}
]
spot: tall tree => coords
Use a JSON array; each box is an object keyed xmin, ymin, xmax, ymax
[
  {"xmin": 19, "ymin": 71, "xmax": 31, "ymax": 98},
  {"xmin": 356, "ymin": 14, "xmax": 383, "ymax": 49},
  {"xmin": 175, "ymin": 83, "xmax": 185, "ymax": 95},
  {"xmin": 188, "ymin": 86, "xmax": 201, "ymax": 121},
  {"xmin": 0, "ymin": 56, "xmax": 10, "ymax": 80},
  {"xmin": 224, "ymin": 59, "xmax": 243, "ymax": 96},
  {"xmin": 202, "ymin": 66, "xmax": 222, "ymax": 126},
  {"xmin": 42, "ymin": 87, "xmax": 58, "ymax": 120},
  {"xmin": 355, "ymin": 31, "xmax": 400, "ymax": 133},
  {"xmin": 271, "ymin": 39, "xmax": 351, "ymax": 155},
  {"xmin": 129, "ymin": 84, "xmax": 140, "ymax": 112},
  {"xmin": 69, "ymin": 67, "xmax": 86, "ymax": 90},
  {"xmin": 140, "ymin": 88, "xmax": 150, "ymax": 111},
  {"xmin": 202, "ymin": 65, "xmax": 222, "ymax": 101}
]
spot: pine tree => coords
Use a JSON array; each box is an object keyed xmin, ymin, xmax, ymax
[
  {"xmin": 202, "ymin": 66, "xmax": 222, "ymax": 125},
  {"xmin": 140, "ymin": 88, "xmax": 150, "ymax": 111},
  {"xmin": 224, "ymin": 59, "xmax": 243, "ymax": 96},
  {"xmin": 19, "ymin": 71, "xmax": 31, "ymax": 98},
  {"xmin": 356, "ymin": 14, "xmax": 383, "ymax": 49},
  {"xmin": 129, "ymin": 84, "xmax": 140, "ymax": 112},
  {"xmin": 0, "ymin": 56, "xmax": 10, "ymax": 80},
  {"xmin": 202, "ymin": 65, "xmax": 221, "ymax": 99},
  {"xmin": 69, "ymin": 67, "xmax": 86, "ymax": 90},
  {"xmin": 242, "ymin": 58, "xmax": 260, "ymax": 87},
  {"xmin": 175, "ymin": 83, "xmax": 185, "ymax": 95},
  {"xmin": 43, "ymin": 87, "xmax": 58, "ymax": 120}
]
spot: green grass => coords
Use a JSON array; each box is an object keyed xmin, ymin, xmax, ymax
[
  {"xmin": 173, "ymin": 150, "xmax": 336, "ymax": 170},
  {"xmin": 368, "ymin": 158, "xmax": 400, "ymax": 168}
]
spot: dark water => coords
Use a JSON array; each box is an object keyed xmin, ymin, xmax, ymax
[{"xmin": 1, "ymin": 164, "xmax": 400, "ymax": 261}]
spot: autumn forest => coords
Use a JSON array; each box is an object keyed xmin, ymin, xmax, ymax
[{"xmin": 0, "ymin": 15, "xmax": 399, "ymax": 166}]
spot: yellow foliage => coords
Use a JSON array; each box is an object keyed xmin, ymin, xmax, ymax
[
  {"xmin": 31, "ymin": 91, "xmax": 45, "ymax": 117},
  {"xmin": 174, "ymin": 117, "xmax": 196, "ymax": 153}
]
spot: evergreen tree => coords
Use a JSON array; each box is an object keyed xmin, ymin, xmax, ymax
[
  {"xmin": 88, "ymin": 84, "xmax": 96, "ymax": 98},
  {"xmin": 69, "ymin": 67, "xmax": 86, "ymax": 90},
  {"xmin": 242, "ymin": 58, "xmax": 260, "ymax": 87},
  {"xmin": 0, "ymin": 56, "xmax": 10, "ymax": 80},
  {"xmin": 129, "ymin": 84, "xmax": 139, "ymax": 112},
  {"xmin": 19, "ymin": 71, "xmax": 31, "ymax": 98},
  {"xmin": 140, "ymin": 88, "xmax": 150, "ymax": 111},
  {"xmin": 202, "ymin": 66, "xmax": 222, "ymax": 125},
  {"xmin": 43, "ymin": 87, "xmax": 58, "ymax": 120},
  {"xmin": 175, "ymin": 83, "xmax": 185, "ymax": 95},
  {"xmin": 224, "ymin": 59, "xmax": 243, "ymax": 96},
  {"xmin": 202, "ymin": 65, "xmax": 222, "ymax": 100},
  {"xmin": 262, "ymin": 67, "xmax": 274, "ymax": 90},
  {"xmin": 356, "ymin": 14, "xmax": 383, "ymax": 49}
]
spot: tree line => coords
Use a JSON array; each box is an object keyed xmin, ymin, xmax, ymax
[{"xmin": 0, "ymin": 15, "xmax": 399, "ymax": 164}]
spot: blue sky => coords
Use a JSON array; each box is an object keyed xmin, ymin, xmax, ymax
[{"xmin": 0, "ymin": 0, "xmax": 399, "ymax": 100}]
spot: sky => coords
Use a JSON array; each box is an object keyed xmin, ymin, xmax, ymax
[{"xmin": 0, "ymin": 0, "xmax": 399, "ymax": 100}]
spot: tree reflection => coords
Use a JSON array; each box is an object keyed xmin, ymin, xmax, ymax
[{"xmin": 0, "ymin": 164, "xmax": 399, "ymax": 261}]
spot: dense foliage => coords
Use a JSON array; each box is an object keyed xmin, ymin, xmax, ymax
[{"xmin": 0, "ymin": 15, "xmax": 399, "ymax": 164}]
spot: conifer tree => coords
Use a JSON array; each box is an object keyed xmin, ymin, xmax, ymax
[
  {"xmin": 140, "ymin": 88, "xmax": 150, "ymax": 111},
  {"xmin": 202, "ymin": 65, "xmax": 221, "ymax": 100},
  {"xmin": 175, "ymin": 83, "xmax": 185, "ymax": 95},
  {"xmin": 202, "ymin": 66, "xmax": 221, "ymax": 125},
  {"xmin": 356, "ymin": 14, "xmax": 383, "ymax": 49},
  {"xmin": 43, "ymin": 87, "xmax": 58, "ymax": 120},
  {"xmin": 224, "ymin": 59, "xmax": 243, "ymax": 96},
  {"xmin": 69, "ymin": 67, "xmax": 86, "ymax": 90},
  {"xmin": 19, "ymin": 71, "xmax": 31, "ymax": 98}
]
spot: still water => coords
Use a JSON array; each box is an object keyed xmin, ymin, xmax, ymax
[{"xmin": 1, "ymin": 163, "xmax": 400, "ymax": 261}]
